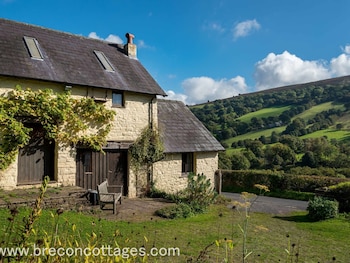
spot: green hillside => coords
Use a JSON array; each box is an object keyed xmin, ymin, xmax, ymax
[
  {"xmin": 222, "ymin": 101, "xmax": 347, "ymax": 146},
  {"xmin": 237, "ymin": 105, "xmax": 291, "ymax": 123},
  {"xmin": 190, "ymin": 75, "xmax": 350, "ymax": 172}
]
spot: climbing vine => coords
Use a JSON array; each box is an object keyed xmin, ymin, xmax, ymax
[
  {"xmin": 0, "ymin": 86, "xmax": 115, "ymax": 170},
  {"xmin": 129, "ymin": 124, "xmax": 164, "ymax": 172}
]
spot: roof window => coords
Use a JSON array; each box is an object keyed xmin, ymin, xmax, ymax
[
  {"xmin": 23, "ymin": 36, "xmax": 43, "ymax": 60},
  {"xmin": 94, "ymin": 51, "xmax": 115, "ymax": 72}
]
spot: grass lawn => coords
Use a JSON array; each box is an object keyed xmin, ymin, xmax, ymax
[{"xmin": 0, "ymin": 202, "xmax": 349, "ymax": 262}]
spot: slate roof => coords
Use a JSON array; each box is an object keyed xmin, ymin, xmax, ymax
[
  {"xmin": 157, "ymin": 99, "xmax": 225, "ymax": 153},
  {"xmin": 0, "ymin": 19, "xmax": 166, "ymax": 96}
]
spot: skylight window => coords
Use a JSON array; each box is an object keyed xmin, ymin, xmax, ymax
[
  {"xmin": 94, "ymin": 51, "xmax": 115, "ymax": 72},
  {"xmin": 23, "ymin": 36, "xmax": 43, "ymax": 60}
]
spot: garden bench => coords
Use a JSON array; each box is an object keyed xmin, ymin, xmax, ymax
[{"xmin": 97, "ymin": 180, "xmax": 123, "ymax": 214}]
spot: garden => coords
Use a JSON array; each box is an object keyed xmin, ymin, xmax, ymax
[{"xmin": 0, "ymin": 174, "xmax": 349, "ymax": 262}]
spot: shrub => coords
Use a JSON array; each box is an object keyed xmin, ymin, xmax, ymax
[
  {"xmin": 307, "ymin": 196, "xmax": 339, "ymax": 221},
  {"xmin": 153, "ymin": 173, "xmax": 217, "ymax": 218},
  {"xmin": 184, "ymin": 173, "xmax": 217, "ymax": 213},
  {"xmin": 155, "ymin": 203, "xmax": 194, "ymax": 219},
  {"xmin": 327, "ymin": 181, "xmax": 350, "ymax": 212}
]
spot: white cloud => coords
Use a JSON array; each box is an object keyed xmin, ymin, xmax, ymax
[
  {"xmin": 254, "ymin": 46, "xmax": 350, "ymax": 91},
  {"xmin": 233, "ymin": 19, "xmax": 261, "ymax": 40},
  {"xmin": 176, "ymin": 76, "xmax": 248, "ymax": 105},
  {"xmin": 88, "ymin": 32, "xmax": 123, "ymax": 44},
  {"xmin": 137, "ymin": 40, "xmax": 154, "ymax": 49},
  {"xmin": 254, "ymin": 51, "xmax": 331, "ymax": 90},
  {"xmin": 164, "ymin": 90, "xmax": 188, "ymax": 103},
  {"xmin": 203, "ymin": 22, "xmax": 225, "ymax": 33},
  {"xmin": 165, "ymin": 44, "xmax": 350, "ymax": 104},
  {"xmin": 330, "ymin": 45, "xmax": 350, "ymax": 76},
  {"xmin": 210, "ymin": 22, "xmax": 225, "ymax": 33}
]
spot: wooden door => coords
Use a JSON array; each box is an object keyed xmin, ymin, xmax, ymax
[
  {"xmin": 76, "ymin": 149, "xmax": 127, "ymax": 194},
  {"xmin": 107, "ymin": 151, "xmax": 127, "ymax": 195},
  {"xmin": 17, "ymin": 125, "xmax": 55, "ymax": 184}
]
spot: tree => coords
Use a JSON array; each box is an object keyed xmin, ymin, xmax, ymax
[
  {"xmin": 231, "ymin": 152, "xmax": 250, "ymax": 170},
  {"xmin": 218, "ymin": 152, "xmax": 232, "ymax": 170},
  {"xmin": 301, "ymin": 151, "xmax": 318, "ymax": 168},
  {"xmin": 283, "ymin": 118, "xmax": 306, "ymax": 136},
  {"xmin": 264, "ymin": 143, "xmax": 296, "ymax": 169},
  {"xmin": 336, "ymin": 123, "xmax": 344, "ymax": 130}
]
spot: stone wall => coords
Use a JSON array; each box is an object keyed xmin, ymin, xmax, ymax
[
  {"xmin": 0, "ymin": 77, "xmax": 156, "ymax": 196},
  {"xmin": 152, "ymin": 152, "xmax": 218, "ymax": 194},
  {"xmin": 153, "ymin": 153, "xmax": 188, "ymax": 194},
  {"xmin": 0, "ymin": 77, "xmax": 219, "ymax": 198}
]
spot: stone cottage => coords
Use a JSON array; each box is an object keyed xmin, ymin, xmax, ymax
[{"xmin": 0, "ymin": 18, "xmax": 224, "ymax": 197}]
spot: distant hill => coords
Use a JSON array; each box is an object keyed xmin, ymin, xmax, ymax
[
  {"xmin": 190, "ymin": 75, "xmax": 350, "ymax": 144},
  {"xmin": 190, "ymin": 75, "xmax": 350, "ymax": 171}
]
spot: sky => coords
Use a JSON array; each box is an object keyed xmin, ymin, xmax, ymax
[{"xmin": 2, "ymin": 0, "xmax": 350, "ymax": 105}]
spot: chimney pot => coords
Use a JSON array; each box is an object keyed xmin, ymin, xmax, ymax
[
  {"xmin": 125, "ymin": 33, "xmax": 135, "ymax": 44},
  {"xmin": 124, "ymin": 33, "xmax": 137, "ymax": 58}
]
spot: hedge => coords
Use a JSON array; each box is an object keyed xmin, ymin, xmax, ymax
[{"xmin": 222, "ymin": 170, "xmax": 350, "ymax": 193}]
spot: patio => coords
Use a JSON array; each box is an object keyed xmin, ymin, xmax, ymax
[{"xmin": 0, "ymin": 186, "xmax": 174, "ymax": 222}]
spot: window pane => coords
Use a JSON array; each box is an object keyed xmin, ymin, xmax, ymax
[
  {"xmin": 182, "ymin": 153, "xmax": 194, "ymax": 173},
  {"xmin": 112, "ymin": 92, "xmax": 123, "ymax": 106},
  {"xmin": 94, "ymin": 50, "xmax": 115, "ymax": 72},
  {"xmin": 23, "ymin": 36, "xmax": 43, "ymax": 59}
]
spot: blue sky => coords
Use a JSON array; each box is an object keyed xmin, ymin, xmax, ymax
[{"xmin": 2, "ymin": 0, "xmax": 350, "ymax": 104}]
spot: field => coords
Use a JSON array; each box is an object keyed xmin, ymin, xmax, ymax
[
  {"xmin": 237, "ymin": 105, "xmax": 291, "ymax": 123},
  {"xmin": 0, "ymin": 201, "xmax": 349, "ymax": 262}
]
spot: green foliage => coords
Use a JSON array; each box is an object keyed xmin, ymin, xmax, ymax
[
  {"xmin": 0, "ymin": 86, "xmax": 115, "ymax": 170},
  {"xmin": 191, "ymin": 80, "xmax": 350, "ymax": 172},
  {"xmin": 221, "ymin": 170, "xmax": 350, "ymax": 195},
  {"xmin": 307, "ymin": 196, "xmax": 339, "ymax": 221},
  {"xmin": 230, "ymin": 152, "xmax": 251, "ymax": 170},
  {"xmin": 326, "ymin": 181, "xmax": 350, "ymax": 212},
  {"xmin": 129, "ymin": 125, "xmax": 164, "ymax": 171},
  {"xmin": 154, "ymin": 173, "xmax": 217, "ymax": 218},
  {"xmin": 183, "ymin": 173, "xmax": 217, "ymax": 213},
  {"xmin": 155, "ymin": 203, "xmax": 194, "ymax": 219}
]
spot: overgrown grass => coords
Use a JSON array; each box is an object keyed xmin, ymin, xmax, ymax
[{"xmin": 0, "ymin": 203, "xmax": 348, "ymax": 262}]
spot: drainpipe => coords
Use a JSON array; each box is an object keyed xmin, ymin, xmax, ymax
[{"xmin": 147, "ymin": 97, "xmax": 156, "ymax": 190}]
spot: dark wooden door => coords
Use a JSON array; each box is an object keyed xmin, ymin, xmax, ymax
[
  {"xmin": 17, "ymin": 125, "xmax": 55, "ymax": 184},
  {"xmin": 107, "ymin": 151, "xmax": 127, "ymax": 195},
  {"xmin": 76, "ymin": 149, "xmax": 127, "ymax": 195}
]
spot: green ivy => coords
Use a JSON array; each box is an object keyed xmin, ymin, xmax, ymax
[
  {"xmin": 0, "ymin": 86, "xmax": 115, "ymax": 170},
  {"xmin": 129, "ymin": 125, "xmax": 164, "ymax": 172}
]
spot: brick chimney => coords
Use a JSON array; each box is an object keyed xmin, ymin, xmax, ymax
[{"xmin": 124, "ymin": 33, "xmax": 137, "ymax": 59}]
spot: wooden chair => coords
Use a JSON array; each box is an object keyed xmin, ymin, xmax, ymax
[{"xmin": 97, "ymin": 180, "xmax": 123, "ymax": 214}]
